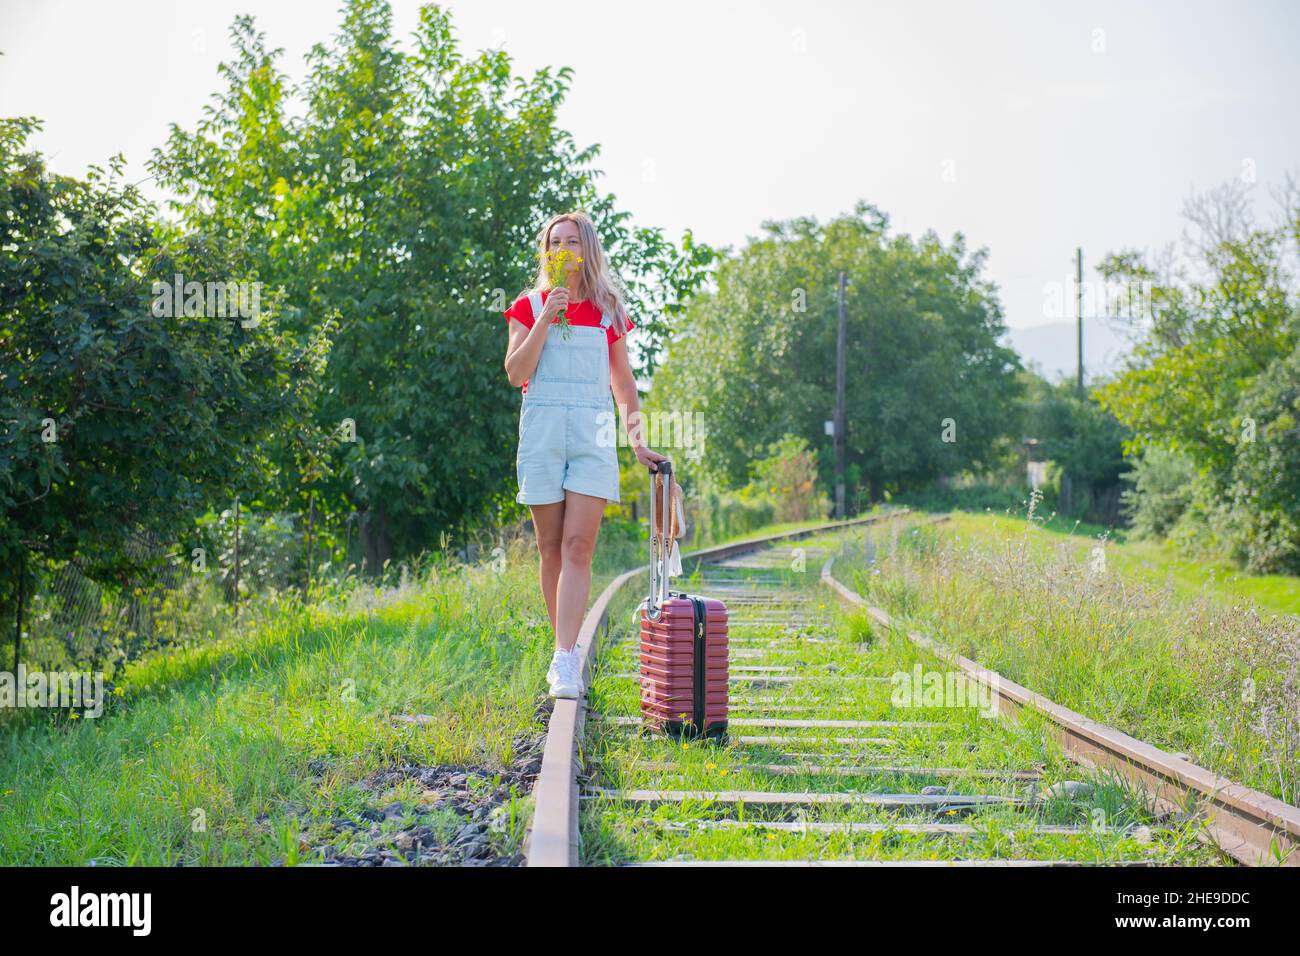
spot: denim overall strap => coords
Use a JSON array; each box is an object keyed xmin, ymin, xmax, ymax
[
  {"xmin": 521, "ymin": 298, "xmax": 612, "ymax": 411},
  {"xmin": 526, "ymin": 292, "xmax": 612, "ymax": 333}
]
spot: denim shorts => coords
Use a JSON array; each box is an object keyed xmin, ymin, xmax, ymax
[{"xmin": 516, "ymin": 400, "xmax": 620, "ymax": 504}]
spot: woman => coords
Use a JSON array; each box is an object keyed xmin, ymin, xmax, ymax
[{"xmin": 503, "ymin": 212, "xmax": 667, "ymax": 699}]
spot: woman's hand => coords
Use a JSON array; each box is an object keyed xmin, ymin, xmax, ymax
[
  {"xmin": 539, "ymin": 288, "xmax": 568, "ymax": 325},
  {"xmin": 635, "ymin": 444, "xmax": 669, "ymax": 472}
]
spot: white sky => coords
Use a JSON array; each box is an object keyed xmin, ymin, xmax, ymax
[{"xmin": 2, "ymin": 0, "xmax": 1297, "ymax": 331}]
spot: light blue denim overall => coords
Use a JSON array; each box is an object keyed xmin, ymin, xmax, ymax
[{"xmin": 516, "ymin": 291, "xmax": 621, "ymax": 504}]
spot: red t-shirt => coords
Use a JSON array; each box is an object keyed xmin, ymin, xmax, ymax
[{"xmin": 503, "ymin": 290, "xmax": 635, "ymax": 394}]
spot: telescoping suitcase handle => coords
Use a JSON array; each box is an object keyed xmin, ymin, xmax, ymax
[{"xmin": 646, "ymin": 458, "xmax": 674, "ymax": 620}]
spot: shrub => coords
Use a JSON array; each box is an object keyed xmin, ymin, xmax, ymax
[
  {"xmin": 1121, "ymin": 445, "xmax": 1197, "ymax": 540},
  {"xmin": 748, "ymin": 434, "xmax": 831, "ymax": 524}
]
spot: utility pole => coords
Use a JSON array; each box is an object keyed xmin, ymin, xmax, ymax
[
  {"xmin": 1076, "ymin": 247, "xmax": 1084, "ymax": 395},
  {"xmin": 835, "ymin": 271, "xmax": 847, "ymax": 519},
  {"xmin": 12, "ymin": 548, "xmax": 25, "ymax": 671},
  {"xmin": 233, "ymin": 495, "xmax": 241, "ymax": 624},
  {"xmin": 306, "ymin": 492, "xmax": 315, "ymax": 594}
]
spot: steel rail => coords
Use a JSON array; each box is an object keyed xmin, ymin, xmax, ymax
[
  {"xmin": 523, "ymin": 509, "xmax": 907, "ymax": 867},
  {"xmin": 820, "ymin": 549, "xmax": 1300, "ymax": 867}
]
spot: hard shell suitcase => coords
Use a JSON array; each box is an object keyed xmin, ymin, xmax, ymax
[{"xmin": 638, "ymin": 460, "xmax": 728, "ymax": 739}]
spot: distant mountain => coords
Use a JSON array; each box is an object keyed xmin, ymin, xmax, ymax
[{"xmin": 1001, "ymin": 318, "xmax": 1134, "ymax": 384}]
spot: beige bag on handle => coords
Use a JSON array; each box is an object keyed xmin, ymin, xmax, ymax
[{"xmin": 651, "ymin": 468, "xmax": 686, "ymax": 579}]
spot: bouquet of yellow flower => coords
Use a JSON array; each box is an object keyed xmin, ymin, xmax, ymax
[{"xmin": 544, "ymin": 249, "xmax": 582, "ymax": 339}]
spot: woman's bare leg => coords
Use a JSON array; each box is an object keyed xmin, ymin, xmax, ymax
[
  {"xmin": 529, "ymin": 501, "xmax": 566, "ymax": 635},
  {"xmin": 554, "ymin": 490, "xmax": 606, "ymax": 652}
]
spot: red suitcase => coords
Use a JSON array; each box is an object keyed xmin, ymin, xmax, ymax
[{"xmin": 639, "ymin": 460, "xmax": 728, "ymax": 740}]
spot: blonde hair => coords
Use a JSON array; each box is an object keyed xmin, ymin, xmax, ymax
[{"xmin": 524, "ymin": 211, "xmax": 629, "ymax": 335}]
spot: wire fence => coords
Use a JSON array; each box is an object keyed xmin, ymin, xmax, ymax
[
  {"xmin": 21, "ymin": 543, "xmax": 186, "ymax": 675},
  {"xmin": 8, "ymin": 498, "xmax": 364, "ymax": 678}
]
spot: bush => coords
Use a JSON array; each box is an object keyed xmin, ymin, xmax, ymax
[
  {"xmin": 1120, "ymin": 445, "xmax": 1197, "ymax": 539},
  {"xmin": 747, "ymin": 434, "xmax": 831, "ymax": 524},
  {"xmin": 1225, "ymin": 343, "xmax": 1300, "ymax": 573},
  {"xmin": 895, "ymin": 479, "xmax": 1031, "ymax": 515},
  {"xmin": 694, "ymin": 486, "xmax": 777, "ymax": 545},
  {"xmin": 1119, "ymin": 343, "xmax": 1300, "ymax": 573},
  {"xmin": 194, "ymin": 508, "xmax": 307, "ymax": 598}
]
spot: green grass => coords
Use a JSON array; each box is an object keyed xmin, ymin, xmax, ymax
[
  {"xmin": 15, "ymin": 502, "xmax": 1256, "ymax": 867},
  {"xmin": 942, "ymin": 510, "xmax": 1300, "ymax": 617},
  {"xmin": 0, "ymin": 511, "xmax": 883, "ymax": 866},
  {"xmin": 0, "ymin": 540, "xmax": 557, "ymax": 865},
  {"xmin": 839, "ymin": 514, "xmax": 1300, "ymax": 813},
  {"xmin": 581, "ymin": 525, "xmax": 1218, "ymax": 865}
]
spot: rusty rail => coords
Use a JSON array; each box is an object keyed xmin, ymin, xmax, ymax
[
  {"xmin": 523, "ymin": 509, "xmax": 906, "ymax": 867},
  {"xmin": 820, "ymin": 548, "xmax": 1300, "ymax": 867}
]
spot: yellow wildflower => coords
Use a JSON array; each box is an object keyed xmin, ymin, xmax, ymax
[{"xmin": 543, "ymin": 249, "xmax": 581, "ymax": 338}]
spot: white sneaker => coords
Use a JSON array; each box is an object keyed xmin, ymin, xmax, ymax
[
  {"xmin": 547, "ymin": 648, "xmax": 582, "ymax": 700},
  {"xmin": 546, "ymin": 648, "xmax": 563, "ymax": 687}
]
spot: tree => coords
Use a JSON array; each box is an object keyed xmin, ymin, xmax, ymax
[
  {"xmin": 150, "ymin": 0, "xmax": 715, "ymax": 565},
  {"xmin": 1095, "ymin": 177, "xmax": 1300, "ymax": 570},
  {"xmin": 650, "ymin": 202, "xmax": 1021, "ymax": 504},
  {"xmin": 1222, "ymin": 340, "xmax": 1300, "ymax": 572},
  {"xmin": 1015, "ymin": 371, "xmax": 1130, "ymax": 521},
  {"xmin": 0, "ymin": 117, "xmax": 323, "ymax": 655}
]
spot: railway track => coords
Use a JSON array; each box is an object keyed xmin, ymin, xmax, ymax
[{"xmin": 525, "ymin": 511, "xmax": 1300, "ymax": 867}]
